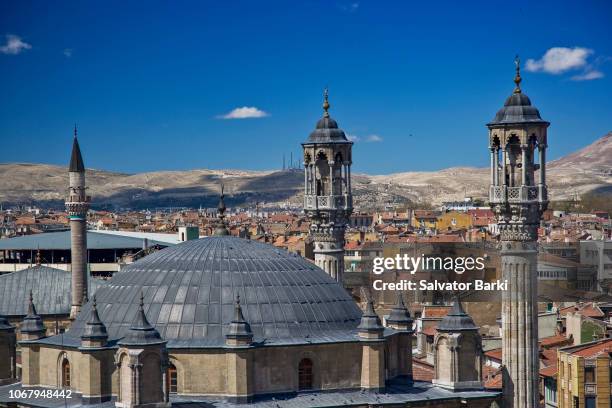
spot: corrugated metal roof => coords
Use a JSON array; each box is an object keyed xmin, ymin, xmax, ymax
[
  {"xmin": 0, "ymin": 265, "xmax": 107, "ymax": 317},
  {"xmin": 0, "ymin": 230, "xmax": 175, "ymax": 250}
]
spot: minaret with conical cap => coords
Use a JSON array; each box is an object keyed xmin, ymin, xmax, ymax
[
  {"xmin": 116, "ymin": 293, "xmax": 169, "ymax": 408},
  {"xmin": 385, "ymin": 292, "xmax": 414, "ymax": 382},
  {"xmin": 357, "ymin": 289, "xmax": 386, "ymax": 392},
  {"xmin": 487, "ymin": 57, "xmax": 548, "ymax": 408},
  {"xmin": 433, "ymin": 296, "xmax": 483, "ymax": 391},
  {"xmin": 225, "ymin": 295, "xmax": 255, "ymax": 403},
  {"xmin": 302, "ymin": 89, "xmax": 353, "ymax": 282},
  {"xmin": 20, "ymin": 291, "xmax": 46, "ymax": 387},
  {"xmin": 65, "ymin": 126, "xmax": 91, "ymax": 318}
]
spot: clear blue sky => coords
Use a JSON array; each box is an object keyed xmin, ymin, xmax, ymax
[{"xmin": 1, "ymin": 0, "xmax": 610, "ymax": 174}]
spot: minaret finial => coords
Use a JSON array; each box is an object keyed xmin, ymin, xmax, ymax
[
  {"xmin": 323, "ymin": 87, "xmax": 330, "ymax": 118},
  {"xmin": 513, "ymin": 55, "xmax": 522, "ymax": 94},
  {"xmin": 74, "ymin": 124, "xmax": 78, "ymax": 138},
  {"xmin": 213, "ymin": 183, "xmax": 230, "ymax": 236},
  {"xmin": 35, "ymin": 248, "xmax": 41, "ymax": 266}
]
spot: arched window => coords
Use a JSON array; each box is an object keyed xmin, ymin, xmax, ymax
[
  {"xmin": 167, "ymin": 364, "xmax": 178, "ymax": 394},
  {"xmin": 298, "ymin": 358, "xmax": 313, "ymax": 390},
  {"xmin": 61, "ymin": 359, "xmax": 71, "ymax": 388}
]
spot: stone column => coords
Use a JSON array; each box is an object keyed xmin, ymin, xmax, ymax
[
  {"xmin": 494, "ymin": 148, "xmax": 499, "ymax": 186},
  {"xmin": 501, "ymin": 148, "xmax": 507, "ymax": 186},
  {"xmin": 490, "ymin": 148, "xmax": 496, "ymax": 186},
  {"xmin": 521, "ymin": 144, "xmax": 527, "ymax": 186},
  {"xmin": 501, "ymin": 241, "xmax": 539, "ymax": 408},
  {"xmin": 329, "ymin": 161, "xmax": 335, "ymax": 196}
]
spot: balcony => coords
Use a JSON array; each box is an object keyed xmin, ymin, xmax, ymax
[
  {"xmin": 304, "ymin": 194, "xmax": 351, "ymax": 210},
  {"xmin": 489, "ymin": 185, "xmax": 547, "ymax": 204}
]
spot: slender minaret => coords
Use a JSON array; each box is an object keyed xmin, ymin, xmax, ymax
[
  {"xmin": 487, "ymin": 57, "xmax": 549, "ymax": 408},
  {"xmin": 65, "ymin": 126, "xmax": 91, "ymax": 318},
  {"xmin": 302, "ymin": 89, "xmax": 353, "ymax": 282}
]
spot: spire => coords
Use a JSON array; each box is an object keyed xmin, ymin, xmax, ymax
[
  {"xmin": 357, "ymin": 288, "xmax": 384, "ymax": 336},
  {"xmin": 322, "ymin": 87, "xmax": 330, "ymax": 118},
  {"xmin": 119, "ymin": 292, "xmax": 164, "ymax": 345},
  {"xmin": 20, "ymin": 291, "xmax": 46, "ymax": 336},
  {"xmin": 386, "ymin": 292, "xmax": 413, "ymax": 329},
  {"xmin": 437, "ymin": 295, "xmax": 478, "ymax": 332},
  {"xmin": 81, "ymin": 295, "xmax": 108, "ymax": 342},
  {"xmin": 213, "ymin": 184, "xmax": 230, "ymax": 236},
  {"xmin": 69, "ymin": 126, "xmax": 85, "ymax": 172},
  {"xmin": 226, "ymin": 295, "xmax": 253, "ymax": 342},
  {"xmin": 513, "ymin": 55, "xmax": 522, "ymax": 94}
]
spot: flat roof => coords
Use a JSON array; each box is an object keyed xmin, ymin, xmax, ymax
[{"xmin": 0, "ymin": 230, "xmax": 177, "ymax": 250}]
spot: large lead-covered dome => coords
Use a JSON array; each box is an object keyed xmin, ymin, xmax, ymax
[{"xmin": 66, "ymin": 236, "xmax": 362, "ymax": 348}]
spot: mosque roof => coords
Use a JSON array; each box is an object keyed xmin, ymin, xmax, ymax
[
  {"xmin": 0, "ymin": 265, "xmax": 107, "ymax": 317},
  {"xmin": 51, "ymin": 236, "xmax": 364, "ymax": 348}
]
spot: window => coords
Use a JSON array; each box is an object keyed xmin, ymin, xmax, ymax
[
  {"xmin": 61, "ymin": 359, "xmax": 71, "ymax": 388},
  {"xmin": 585, "ymin": 396, "xmax": 595, "ymax": 408},
  {"xmin": 298, "ymin": 359, "xmax": 313, "ymax": 390},
  {"xmin": 585, "ymin": 366, "xmax": 595, "ymax": 383},
  {"xmin": 167, "ymin": 364, "xmax": 177, "ymax": 394}
]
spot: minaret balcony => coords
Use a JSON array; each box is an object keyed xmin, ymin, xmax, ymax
[
  {"xmin": 489, "ymin": 185, "xmax": 547, "ymax": 204},
  {"xmin": 304, "ymin": 194, "xmax": 351, "ymax": 211}
]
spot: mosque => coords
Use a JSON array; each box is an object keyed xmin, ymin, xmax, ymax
[{"xmin": 0, "ymin": 76, "xmax": 522, "ymax": 407}]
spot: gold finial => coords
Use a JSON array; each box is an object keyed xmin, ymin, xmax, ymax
[
  {"xmin": 513, "ymin": 55, "xmax": 522, "ymax": 94},
  {"xmin": 323, "ymin": 87, "xmax": 330, "ymax": 117}
]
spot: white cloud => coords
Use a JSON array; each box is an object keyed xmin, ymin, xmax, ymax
[
  {"xmin": 63, "ymin": 48, "xmax": 73, "ymax": 58},
  {"xmin": 348, "ymin": 134, "xmax": 383, "ymax": 143},
  {"xmin": 218, "ymin": 106, "xmax": 269, "ymax": 119},
  {"xmin": 571, "ymin": 70, "xmax": 604, "ymax": 81},
  {"xmin": 525, "ymin": 47, "xmax": 592, "ymax": 74},
  {"xmin": 0, "ymin": 34, "xmax": 32, "ymax": 55}
]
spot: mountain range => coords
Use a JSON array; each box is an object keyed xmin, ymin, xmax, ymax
[{"xmin": 1, "ymin": 132, "xmax": 610, "ymax": 210}]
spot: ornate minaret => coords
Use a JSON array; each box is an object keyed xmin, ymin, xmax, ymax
[
  {"xmin": 65, "ymin": 126, "xmax": 91, "ymax": 318},
  {"xmin": 302, "ymin": 89, "xmax": 353, "ymax": 282},
  {"xmin": 487, "ymin": 57, "xmax": 549, "ymax": 408}
]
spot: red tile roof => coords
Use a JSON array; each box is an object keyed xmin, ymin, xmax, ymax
[
  {"xmin": 539, "ymin": 363, "xmax": 558, "ymax": 378},
  {"xmin": 412, "ymin": 359, "xmax": 434, "ymax": 382},
  {"xmin": 571, "ymin": 339, "xmax": 612, "ymax": 358},
  {"xmin": 483, "ymin": 365, "xmax": 502, "ymax": 389},
  {"xmin": 485, "ymin": 348, "xmax": 502, "ymax": 361},
  {"xmin": 422, "ymin": 306, "xmax": 451, "ymax": 318},
  {"xmin": 540, "ymin": 334, "xmax": 572, "ymax": 348},
  {"xmin": 421, "ymin": 326, "xmax": 437, "ymax": 337}
]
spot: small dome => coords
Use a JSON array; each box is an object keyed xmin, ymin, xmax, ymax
[
  {"xmin": 304, "ymin": 89, "xmax": 352, "ymax": 144},
  {"xmin": 66, "ymin": 236, "xmax": 362, "ymax": 348},
  {"xmin": 488, "ymin": 91, "xmax": 548, "ymax": 126},
  {"xmin": 307, "ymin": 118, "xmax": 350, "ymax": 144}
]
